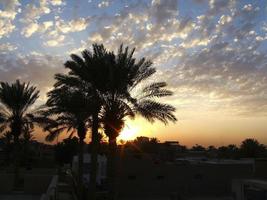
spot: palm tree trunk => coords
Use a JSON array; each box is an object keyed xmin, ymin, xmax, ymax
[
  {"xmin": 14, "ymin": 135, "xmax": 20, "ymax": 188},
  {"xmin": 89, "ymin": 110, "xmax": 99, "ymax": 200},
  {"xmin": 107, "ymin": 136, "xmax": 117, "ymax": 200},
  {"xmin": 78, "ymin": 137, "xmax": 84, "ymax": 200}
]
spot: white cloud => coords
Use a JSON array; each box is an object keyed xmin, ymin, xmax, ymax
[
  {"xmin": 0, "ymin": 53, "xmax": 65, "ymax": 101},
  {"xmin": 21, "ymin": 21, "xmax": 53, "ymax": 37},
  {"xmin": 0, "ymin": 19, "xmax": 15, "ymax": 38},
  {"xmin": 56, "ymin": 17, "xmax": 90, "ymax": 33},
  {"xmin": 21, "ymin": 2, "xmax": 51, "ymax": 23},
  {"xmin": 243, "ymin": 4, "xmax": 253, "ymax": 12},
  {"xmin": 0, "ymin": 0, "xmax": 20, "ymax": 19},
  {"xmin": 0, "ymin": 0, "xmax": 20, "ymax": 38},
  {"xmin": 0, "ymin": 42, "xmax": 17, "ymax": 53},
  {"xmin": 98, "ymin": 1, "xmax": 110, "ymax": 8},
  {"xmin": 21, "ymin": 22, "xmax": 39, "ymax": 37},
  {"xmin": 50, "ymin": 0, "xmax": 65, "ymax": 6},
  {"xmin": 44, "ymin": 35, "xmax": 65, "ymax": 47},
  {"xmin": 218, "ymin": 15, "xmax": 232, "ymax": 25}
]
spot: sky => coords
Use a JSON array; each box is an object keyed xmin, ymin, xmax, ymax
[{"xmin": 0, "ymin": 0, "xmax": 267, "ymax": 147}]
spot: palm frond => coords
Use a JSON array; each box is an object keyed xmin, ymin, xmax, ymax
[{"xmin": 135, "ymin": 100, "xmax": 177, "ymax": 124}]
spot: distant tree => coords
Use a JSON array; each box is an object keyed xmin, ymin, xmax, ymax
[
  {"xmin": 0, "ymin": 80, "xmax": 40, "ymax": 186},
  {"xmin": 177, "ymin": 144, "xmax": 187, "ymax": 153},
  {"xmin": 207, "ymin": 145, "xmax": 217, "ymax": 151},
  {"xmin": 191, "ymin": 144, "xmax": 206, "ymax": 151},
  {"xmin": 240, "ymin": 138, "xmax": 266, "ymax": 158},
  {"xmin": 133, "ymin": 136, "xmax": 161, "ymax": 153},
  {"xmin": 217, "ymin": 144, "xmax": 239, "ymax": 159},
  {"xmin": 134, "ymin": 136, "xmax": 150, "ymax": 146},
  {"xmin": 150, "ymin": 137, "xmax": 160, "ymax": 144}
]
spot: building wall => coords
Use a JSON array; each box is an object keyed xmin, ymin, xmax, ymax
[
  {"xmin": 254, "ymin": 159, "xmax": 267, "ymax": 179},
  {"xmin": 117, "ymin": 157, "xmax": 253, "ymax": 198}
]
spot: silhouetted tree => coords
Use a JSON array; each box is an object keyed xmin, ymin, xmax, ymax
[
  {"xmin": 98, "ymin": 45, "xmax": 176, "ymax": 200},
  {"xmin": 54, "ymin": 44, "xmax": 176, "ymax": 199},
  {"xmin": 207, "ymin": 145, "xmax": 216, "ymax": 151},
  {"xmin": 0, "ymin": 80, "xmax": 39, "ymax": 186},
  {"xmin": 217, "ymin": 144, "xmax": 239, "ymax": 159},
  {"xmin": 133, "ymin": 137, "xmax": 160, "ymax": 153},
  {"xmin": 20, "ymin": 129, "xmax": 36, "ymax": 168},
  {"xmin": 54, "ymin": 136, "xmax": 79, "ymax": 165},
  {"xmin": 191, "ymin": 144, "xmax": 206, "ymax": 151},
  {"xmin": 0, "ymin": 131, "xmax": 13, "ymax": 165},
  {"xmin": 240, "ymin": 138, "xmax": 266, "ymax": 158},
  {"xmin": 54, "ymin": 44, "xmax": 116, "ymax": 199},
  {"xmin": 42, "ymin": 87, "xmax": 93, "ymax": 200}
]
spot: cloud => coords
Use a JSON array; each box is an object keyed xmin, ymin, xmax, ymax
[
  {"xmin": 98, "ymin": 1, "xmax": 110, "ymax": 8},
  {"xmin": 75, "ymin": 0, "xmax": 267, "ymax": 116},
  {"xmin": 0, "ymin": 42, "xmax": 17, "ymax": 53},
  {"xmin": 44, "ymin": 35, "xmax": 65, "ymax": 47},
  {"xmin": 0, "ymin": 19, "xmax": 15, "ymax": 38},
  {"xmin": 21, "ymin": 21, "xmax": 53, "ymax": 37},
  {"xmin": 0, "ymin": 0, "xmax": 20, "ymax": 38},
  {"xmin": 20, "ymin": 1, "xmax": 51, "ymax": 23},
  {"xmin": 19, "ymin": 0, "xmax": 65, "ymax": 38},
  {"xmin": 50, "ymin": 0, "xmax": 65, "ymax": 6},
  {"xmin": 1, "ymin": 0, "xmax": 267, "ymax": 117},
  {"xmin": 38, "ymin": 16, "xmax": 90, "ymax": 47},
  {"xmin": 55, "ymin": 17, "xmax": 90, "ymax": 33},
  {"xmin": 150, "ymin": 0, "xmax": 178, "ymax": 24},
  {"xmin": 0, "ymin": 53, "xmax": 65, "ymax": 101}
]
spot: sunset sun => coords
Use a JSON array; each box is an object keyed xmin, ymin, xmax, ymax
[{"xmin": 118, "ymin": 125, "xmax": 139, "ymax": 141}]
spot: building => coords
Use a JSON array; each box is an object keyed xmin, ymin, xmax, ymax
[
  {"xmin": 232, "ymin": 179, "xmax": 267, "ymax": 200},
  {"xmin": 116, "ymin": 155, "xmax": 254, "ymax": 199},
  {"xmin": 72, "ymin": 153, "xmax": 107, "ymax": 185}
]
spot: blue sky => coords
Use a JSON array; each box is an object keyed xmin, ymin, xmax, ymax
[{"xmin": 0, "ymin": 0, "xmax": 267, "ymax": 146}]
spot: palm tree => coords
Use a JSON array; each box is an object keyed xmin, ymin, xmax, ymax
[
  {"xmin": 99, "ymin": 46, "xmax": 177, "ymax": 200},
  {"xmin": 42, "ymin": 85, "xmax": 93, "ymax": 200},
  {"xmin": 0, "ymin": 80, "xmax": 39, "ymax": 186},
  {"xmin": 0, "ymin": 131, "xmax": 13, "ymax": 165},
  {"xmin": 54, "ymin": 44, "xmax": 115, "ymax": 199},
  {"xmin": 54, "ymin": 44, "xmax": 176, "ymax": 199}
]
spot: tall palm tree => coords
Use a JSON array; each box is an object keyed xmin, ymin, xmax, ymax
[
  {"xmin": 54, "ymin": 44, "xmax": 176, "ymax": 200},
  {"xmin": 42, "ymin": 85, "xmax": 93, "ymax": 200},
  {"xmin": 0, "ymin": 131, "xmax": 13, "ymax": 165},
  {"xmin": 0, "ymin": 80, "xmax": 39, "ymax": 186},
  {"xmin": 99, "ymin": 46, "xmax": 177, "ymax": 200},
  {"xmin": 54, "ymin": 45, "xmax": 115, "ymax": 199}
]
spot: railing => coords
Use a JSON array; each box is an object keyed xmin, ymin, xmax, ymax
[{"xmin": 40, "ymin": 175, "xmax": 58, "ymax": 200}]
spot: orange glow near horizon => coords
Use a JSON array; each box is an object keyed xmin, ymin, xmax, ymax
[
  {"xmin": 117, "ymin": 124, "xmax": 140, "ymax": 141},
  {"xmin": 34, "ymin": 113, "xmax": 267, "ymax": 147}
]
